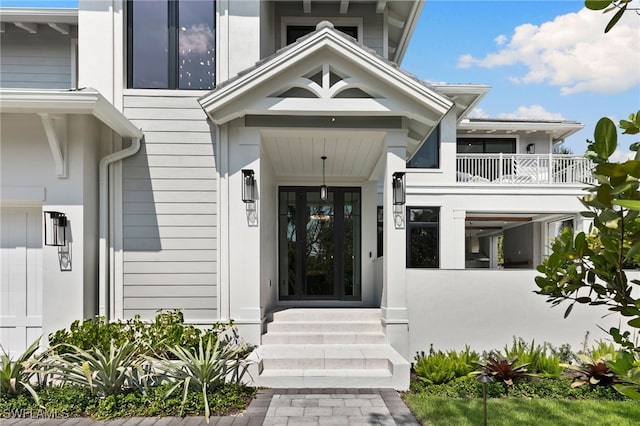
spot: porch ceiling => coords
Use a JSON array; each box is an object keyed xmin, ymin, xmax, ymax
[{"xmin": 262, "ymin": 129, "xmax": 384, "ymax": 179}]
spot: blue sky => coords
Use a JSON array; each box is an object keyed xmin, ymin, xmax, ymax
[
  {"xmin": 3, "ymin": 0, "xmax": 638, "ymax": 156},
  {"xmin": 404, "ymin": 0, "xmax": 640, "ymax": 157}
]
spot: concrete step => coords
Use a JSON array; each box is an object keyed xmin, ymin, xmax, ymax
[
  {"xmin": 261, "ymin": 331, "xmax": 386, "ymax": 345},
  {"xmin": 266, "ymin": 320, "xmax": 383, "ymax": 333},
  {"xmin": 249, "ymin": 344, "xmax": 410, "ymax": 390},
  {"xmin": 270, "ymin": 308, "xmax": 381, "ymax": 322},
  {"xmin": 256, "ymin": 368, "xmax": 396, "ymax": 388}
]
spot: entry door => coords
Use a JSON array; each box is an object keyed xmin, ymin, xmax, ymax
[{"xmin": 279, "ymin": 187, "xmax": 361, "ymax": 300}]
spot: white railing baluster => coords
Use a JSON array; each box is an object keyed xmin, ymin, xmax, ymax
[{"xmin": 455, "ymin": 154, "xmax": 594, "ymax": 185}]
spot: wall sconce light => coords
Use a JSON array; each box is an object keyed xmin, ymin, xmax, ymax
[
  {"xmin": 242, "ymin": 169, "xmax": 256, "ymax": 203},
  {"xmin": 44, "ymin": 211, "xmax": 67, "ymax": 246},
  {"xmin": 526, "ymin": 143, "xmax": 535, "ymax": 154},
  {"xmin": 392, "ymin": 172, "xmax": 405, "ymax": 205}
]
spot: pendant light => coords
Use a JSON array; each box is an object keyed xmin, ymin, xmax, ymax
[{"xmin": 320, "ymin": 155, "xmax": 328, "ymax": 202}]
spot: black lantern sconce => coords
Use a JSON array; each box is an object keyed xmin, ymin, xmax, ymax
[
  {"xmin": 44, "ymin": 211, "xmax": 67, "ymax": 246},
  {"xmin": 526, "ymin": 143, "xmax": 535, "ymax": 154},
  {"xmin": 392, "ymin": 172, "xmax": 405, "ymax": 205},
  {"xmin": 242, "ymin": 169, "xmax": 256, "ymax": 203}
]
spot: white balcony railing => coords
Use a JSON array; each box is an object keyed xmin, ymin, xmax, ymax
[{"xmin": 456, "ymin": 154, "xmax": 595, "ymax": 185}]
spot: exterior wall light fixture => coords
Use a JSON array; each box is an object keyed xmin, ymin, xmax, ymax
[
  {"xmin": 320, "ymin": 155, "xmax": 328, "ymax": 202},
  {"xmin": 242, "ymin": 169, "xmax": 256, "ymax": 203},
  {"xmin": 44, "ymin": 211, "xmax": 67, "ymax": 246},
  {"xmin": 392, "ymin": 172, "xmax": 405, "ymax": 205}
]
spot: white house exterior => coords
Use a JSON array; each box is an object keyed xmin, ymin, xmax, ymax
[{"xmin": 0, "ymin": 1, "xmax": 624, "ymax": 390}]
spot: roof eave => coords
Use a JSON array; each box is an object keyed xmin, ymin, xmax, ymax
[
  {"xmin": 393, "ymin": 0, "xmax": 424, "ymax": 64},
  {"xmin": 0, "ymin": 8, "xmax": 78, "ymax": 24},
  {"xmin": 0, "ymin": 89, "xmax": 142, "ymax": 138}
]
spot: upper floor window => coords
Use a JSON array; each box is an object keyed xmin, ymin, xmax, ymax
[
  {"xmin": 286, "ymin": 25, "xmax": 358, "ymax": 45},
  {"xmin": 127, "ymin": 0, "xmax": 215, "ymax": 90},
  {"xmin": 457, "ymin": 138, "xmax": 516, "ymax": 154},
  {"xmin": 408, "ymin": 125, "xmax": 440, "ymax": 168}
]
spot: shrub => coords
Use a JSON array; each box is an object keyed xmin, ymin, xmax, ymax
[
  {"xmin": 48, "ymin": 310, "xmax": 232, "ymax": 359},
  {"xmin": 477, "ymin": 356, "xmax": 535, "ymax": 386},
  {"xmin": 413, "ymin": 345, "xmax": 479, "ymax": 385},
  {"xmin": 0, "ymin": 338, "xmax": 42, "ymax": 405},
  {"xmin": 504, "ymin": 337, "xmax": 542, "ymax": 373},
  {"xmin": 409, "ymin": 375, "xmax": 628, "ymax": 400}
]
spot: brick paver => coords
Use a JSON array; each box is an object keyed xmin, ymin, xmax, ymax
[{"xmin": 2, "ymin": 389, "xmax": 419, "ymax": 425}]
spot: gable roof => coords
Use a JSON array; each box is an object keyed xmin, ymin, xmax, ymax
[{"xmin": 200, "ymin": 21, "xmax": 457, "ymax": 156}]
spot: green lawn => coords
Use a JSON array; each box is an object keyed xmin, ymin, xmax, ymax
[{"xmin": 404, "ymin": 395, "xmax": 640, "ymax": 426}]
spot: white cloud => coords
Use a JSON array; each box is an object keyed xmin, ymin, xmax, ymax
[
  {"xmin": 468, "ymin": 107, "xmax": 489, "ymax": 118},
  {"xmin": 456, "ymin": 8, "xmax": 640, "ymax": 95},
  {"xmin": 497, "ymin": 105, "xmax": 565, "ymax": 120},
  {"xmin": 494, "ymin": 34, "xmax": 508, "ymax": 46}
]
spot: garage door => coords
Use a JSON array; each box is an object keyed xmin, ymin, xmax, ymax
[{"xmin": 0, "ymin": 207, "xmax": 43, "ymax": 358}]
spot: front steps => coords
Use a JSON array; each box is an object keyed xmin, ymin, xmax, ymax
[{"xmin": 249, "ymin": 308, "xmax": 410, "ymax": 390}]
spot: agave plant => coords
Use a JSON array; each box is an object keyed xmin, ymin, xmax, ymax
[
  {"xmin": 36, "ymin": 340, "xmax": 148, "ymax": 396},
  {"xmin": 154, "ymin": 336, "xmax": 250, "ymax": 423},
  {"xmin": 0, "ymin": 338, "xmax": 42, "ymax": 404}
]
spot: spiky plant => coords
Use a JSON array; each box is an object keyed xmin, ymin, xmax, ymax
[
  {"xmin": 0, "ymin": 338, "xmax": 42, "ymax": 405},
  {"xmin": 153, "ymin": 336, "xmax": 250, "ymax": 423}
]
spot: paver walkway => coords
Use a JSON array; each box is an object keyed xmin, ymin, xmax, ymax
[{"xmin": 1, "ymin": 389, "xmax": 420, "ymax": 426}]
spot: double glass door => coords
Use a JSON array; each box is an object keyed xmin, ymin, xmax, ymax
[{"xmin": 278, "ymin": 187, "xmax": 361, "ymax": 300}]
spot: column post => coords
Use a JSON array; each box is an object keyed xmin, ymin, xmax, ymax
[{"xmin": 381, "ymin": 130, "xmax": 409, "ymax": 359}]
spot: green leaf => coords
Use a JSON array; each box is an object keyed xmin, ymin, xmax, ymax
[
  {"xmin": 593, "ymin": 117, "xmax": 617, "ymax": 158},
  {"xmin": 585, "ymin": 0, "xmax": 613, "ymax": 10},
  {"xmin": 604, "ymin": 3, "xmax": 627, "ymax": 33},
  {"xmin": 612, "ymin": 199, "xmax": 640, "ymax": 210},
  {"xmin": 596, "ymin": 162, "xmax": 627, "ymax": 177},
  {"xmin": 564, "ymin": 303, "xmax": 575, "ymax": 319},
  {"xmin": 610, "ymin": 180, "xmax": 637, "ymax": 195},
  {"xmin": 627, "ymin": 317, "xmax": 640, "ymax": 328}
]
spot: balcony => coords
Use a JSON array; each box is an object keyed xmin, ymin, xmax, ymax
[{"xmin": 456, "ymin": 154, "xmax": 594, "ymax": 185}]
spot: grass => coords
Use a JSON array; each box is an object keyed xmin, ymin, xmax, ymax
[{"xmin": 403, "ymin": 395, "xmax": 640, "ymax": 426}]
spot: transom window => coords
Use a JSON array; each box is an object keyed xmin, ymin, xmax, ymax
[
  {"xmin": 127, "ymin": 0, "xmax": 215, "ymax": 90},
  {"xmin": 286, "ymin": 25, "xmax": 358, "ymax": 45}
]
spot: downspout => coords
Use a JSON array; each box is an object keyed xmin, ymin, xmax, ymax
[{"xmin": 99, "ymin": 136, "xmax": 141, "ymax": 319}]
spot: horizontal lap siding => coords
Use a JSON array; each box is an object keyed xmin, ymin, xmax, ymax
[
  {"xmin": 0, "ymin": 27, "xmax": 73, "ymax": 89},
  {"xmin": 122, "ymin": 96, "xmax": 217, "ymax": 322}
]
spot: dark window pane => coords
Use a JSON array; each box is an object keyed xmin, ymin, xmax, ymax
[
  {"xmin": 131, "ymin": 0, "xmax": 169, "ymax": 88},
  {"xmin": 178, "ymin": 0, "xmax": 215, "ymax": 89},
  {"xmin": 457, "ymin": 139, "xmax": 483, "ymax": 153},
  {"xmin": 407, "ymin": 206, "xmax": 439, "ymax": 268},
  {"xmin": 286, "ymin": 25, "xmax": 358, "ymax": 45},
  {"xmin": 457, "ymin": 138, "xmax": 516, "ymax": 154},
  {"xmin": 485, "ymin": 139, "xmax": 516, "ymax": 153},
  {"xmin": 408, "ymin": 126, "xmax": 439, "ymax": 168},
  {"xmin": 409, "ymin": 227, "xmax": 439, "ymax": 268},
  {"xmin": 409, "ymin": 208, "xmax": 439, "ymax": 223}
]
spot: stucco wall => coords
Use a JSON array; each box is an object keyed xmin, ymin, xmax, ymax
[
  {"xmin": 0, "ymin": 113, "xmax": 103, "ymax": 341},
  {"xmin": 406, "ymin": 269, "xmax": 630, "ymax": 355}
]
